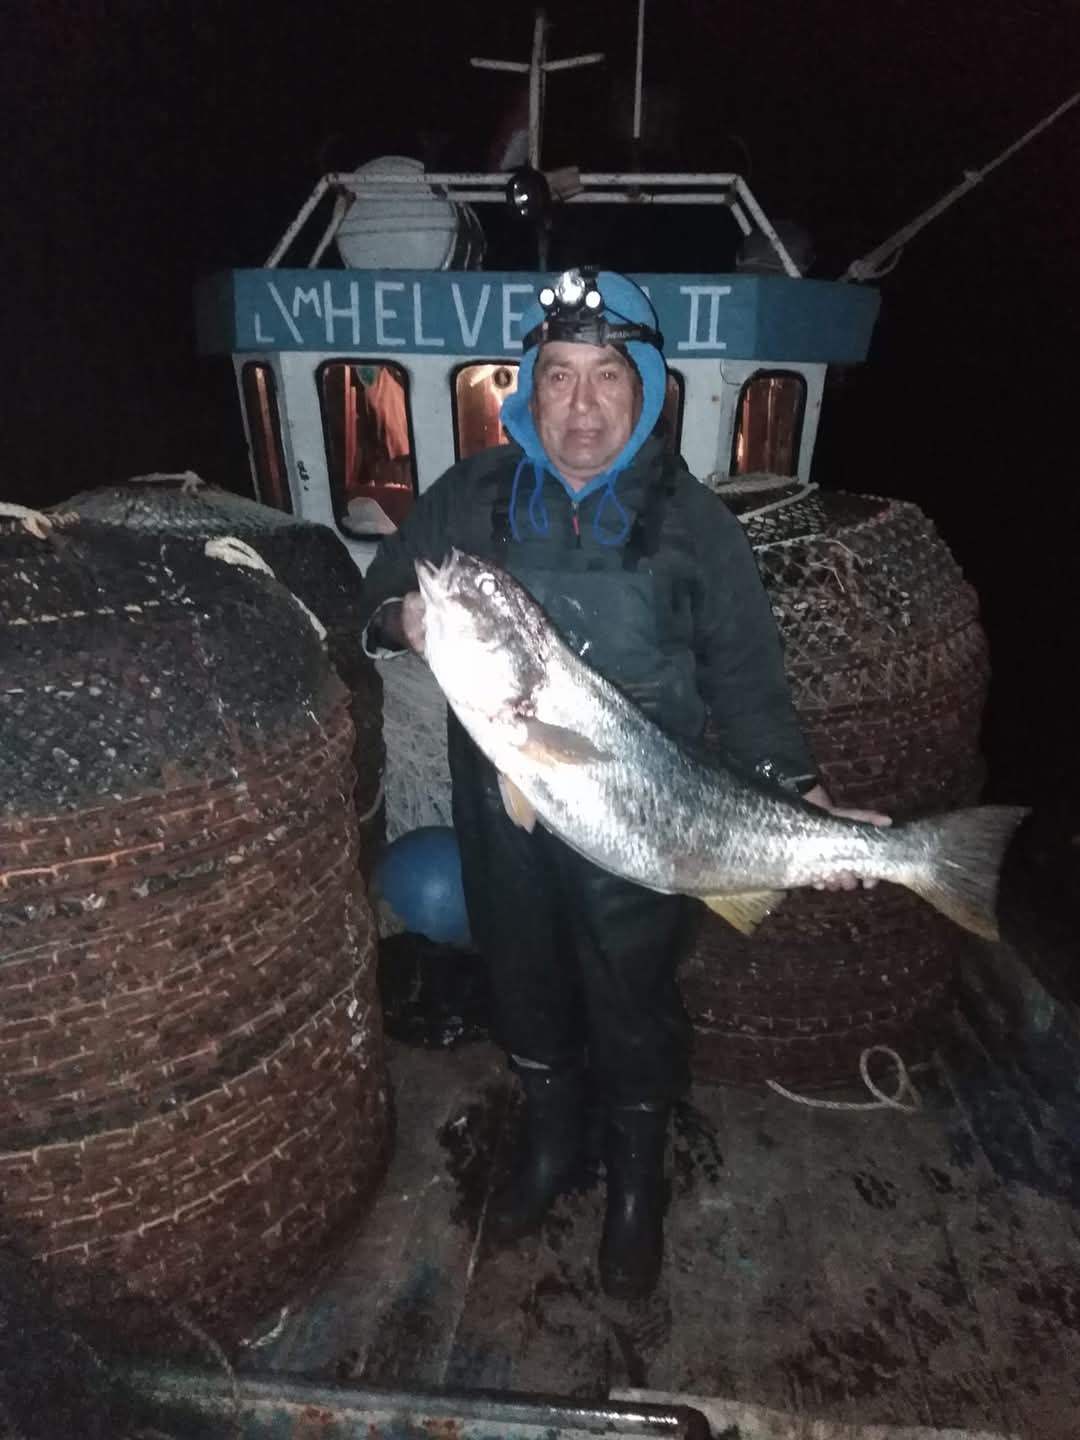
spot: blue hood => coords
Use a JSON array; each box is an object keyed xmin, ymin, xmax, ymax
[{"xmin": 498, "ymin": 271, "xmax": 668, "ymax": 543}]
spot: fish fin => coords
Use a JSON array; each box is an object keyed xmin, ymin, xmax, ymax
[
  {"xmin": 702, "ymin": 889, "xmax": 786, "ymax": 935},
  {"xmin": 902, "ymin": 805, "xmax": 1028, "ymax": 940},
  {"xmin": 519, "ymin": 718, "xmax": 608, "ymax": 766},
  {"xmin": 497, "ymin": 772, "xmax": 537, "ymax": 832}
]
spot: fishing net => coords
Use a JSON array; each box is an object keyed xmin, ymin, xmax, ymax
[
  {"xmin": 686, "ymin": 475, "xmax": 989, "ymax": 1087},
  {"xmin": 52, "ymin": 473, "xmax": 386, "ymax": 881},
  {"xmin": 0, "ymin": 508, "xmax": 390, "ymax": 1347},
  {"xmin": 724, "ymin": 478, "xmax": 987, "ymax": 760}
]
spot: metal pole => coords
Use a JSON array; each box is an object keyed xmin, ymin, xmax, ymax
[
  {"xmin": 633, "ymin": 0, "xmax": 646, "ymax": 142},
  {"xmin": 733, "ymin": 177, "xmax": 802, "ymax": 277},
  {"xmin": 528, "ymin": 11, "xmax": 545, "ymax": 170},
  {"xmin": 843, "ymin": 88, "xmax": 1080, "ymax": 281},
  {"xmin": 309, "ymin": 191, "xmax": 349, "ymax": 266},
  {"xmin": 470, "ymin": 58, "xmax": 529, "ymax": 73},
  {"xmin": 545, "ymin": 53, "xmax": 604, "ymax": 72},
  {"xmin": 264, "ymin": 175, "xmax": 331, "ymax": 268},
  {"xmin": 127, "ymin": 1367, "xmax": 712, "ymax": 1440},
  {"xmin": 324, "ymin": 171, "xmax": 740, "ymax": 187}
]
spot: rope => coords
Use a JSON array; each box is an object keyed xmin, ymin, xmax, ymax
[
  {"xmin": 203, "ymin": 536, "xmax": 328, "ymax": 642},
  {"xmin": 844, "ymin": 89, "xmax": 1080, "ymax": 282},
  {"xmin": 125, "ymin": 469, "xmax": 206, "ymax": 496},
  {"xmin": 705, "ymin": 472, "xmax": 818, "ymax": 521},
  {"xmin": 354, "ymin": 775, "xmax": 386, "ymax": 825},
  {"xmin": 737, "ymin": 482, "xmax": 816, "ymax": 522},
  {"xmin": 239, "ymin": 1303, "xmax": 291, "ymax": 1351},
  {"xmin": 706, "ymin": 472, "xmax": 814, "ymax": 497},
  {"xmin": 766, "ymin": 1045, "xmax": 922, "ymax": 1113},
  {"xmin": 0, "ymin": 502, "xmax": 78, "ymax": 539},
  {"xmin": 754, "ymin": 531, "xmax": 859, "ymax": 554},
  {"xmin": 0, "ymin": 1289, "xmax": 242, "ymax": 1439},
  {"xmin": 161, "ymin": 1301, "xmax": 241, "ymax": 1433}
]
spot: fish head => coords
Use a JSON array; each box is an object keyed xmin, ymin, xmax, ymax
[{"xmin": 415, "ymin": 549, "xmax": 548, "ymax": 725}]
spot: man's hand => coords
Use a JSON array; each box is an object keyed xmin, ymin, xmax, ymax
[
  {"xmin": 376, "ymin": 592, "xmax": 426, "ymax": 656},
  {"xmin": 400, "ymin": 592, "xmax": 426, "ymax": 656},
  {"xmin": 802, "ymin": 783, "xmax": 892, "ymax": 891}
]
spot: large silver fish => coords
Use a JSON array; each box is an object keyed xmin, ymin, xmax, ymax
[{"xmin": 415, "ymin": 549, "xmax": 1027, "ymax": 940}]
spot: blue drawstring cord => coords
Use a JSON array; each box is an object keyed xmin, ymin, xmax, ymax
[
  {"xmin": 508, "ymin": 455, "xmax": 628, "ymax": 545},
  {"xmin": 507, "ymin": 456, "xmax": 526, "ymax": 542},
  {"xmin": 508, "ymin": 456, "xmax": 550, "ymax": 542},
  {"xmin": 591, "ymin": 477, "xmax": 631, "ymax": 546},
  {"xmin": 527, "ymin": 462, "xmax": 550, "ymax": 537}
]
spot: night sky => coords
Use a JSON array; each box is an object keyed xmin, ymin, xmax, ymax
[{"xmin": 7, "ymin": 0, "xmax": 1080, "ymax": 815}]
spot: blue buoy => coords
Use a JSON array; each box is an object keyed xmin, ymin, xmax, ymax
[{"xmin": 373, "ymin": 826, "xmax": 471, "ymax": 947}]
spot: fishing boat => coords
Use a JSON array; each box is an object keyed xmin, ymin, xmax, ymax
[
  {"xmin": 5, "ymin": 10, "xmax": 1079, "ymax": 1440},
  {"xmin": 194, "ymin": 125, "xmax": 875, "ymax": 561}
]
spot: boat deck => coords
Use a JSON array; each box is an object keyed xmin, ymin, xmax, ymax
[{"xmin": 245, "ymin": 1005, "xmax": 1080, "ymax": 1439}]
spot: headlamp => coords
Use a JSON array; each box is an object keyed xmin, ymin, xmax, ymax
[{"xmin": 524, "ymin": 268, "xmax": 663, "ymax": 352}]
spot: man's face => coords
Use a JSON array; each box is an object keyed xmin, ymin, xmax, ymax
[{"xmin": 530, "ymin": 342, "xmax": 642, "ymax": 488}]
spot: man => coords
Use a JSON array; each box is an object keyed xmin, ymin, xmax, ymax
[{"xmin": 361, "ymin": 269, "xmax": 886, "ymax": 1300}]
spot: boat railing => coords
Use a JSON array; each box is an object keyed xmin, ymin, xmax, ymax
[{"xmin": 264, "ymin": 170, "xmax": 803, "ymax": 278}]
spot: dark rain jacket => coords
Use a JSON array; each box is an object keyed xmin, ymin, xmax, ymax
[{"xmin": 360, "ymin": 435, "xmax": 817, "ymax": 789}]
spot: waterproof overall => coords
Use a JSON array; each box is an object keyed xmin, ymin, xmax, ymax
[
  {"xmin": 362, "ymin": 436, "xmax": 816, "ymax": 1105},
  {"xmin": 448, "ymin": 458, "xmax": 697, "ymax": 1106}
]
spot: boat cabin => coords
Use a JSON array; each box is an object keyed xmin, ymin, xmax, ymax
[{"xmin": 195, "ymin": 169, "xmax": 880, "ymax": 568}]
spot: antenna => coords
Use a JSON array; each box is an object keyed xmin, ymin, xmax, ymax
[
  {"xmin": 633, "ymin": 0, "xmax": 646, "ymax": 143},
  {"xmin": 471, "ymin": 10, "xmax": 604, "ymax": 171},
  {"xmin": 843, "ymin": 88, "xmax": 1080, "ymax": 281}
]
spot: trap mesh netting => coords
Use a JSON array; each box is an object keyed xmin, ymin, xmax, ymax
[
  {"xmin": 0, "ymin": 509, "xmax": 390, "ymax": 1346},
  {"xmin": 53, "ymin": 474, "xmax": 386, "ymax": 877},
  {"xmin": 686, "ymin": 477, "xmax": 989, "ymax": 1087}
]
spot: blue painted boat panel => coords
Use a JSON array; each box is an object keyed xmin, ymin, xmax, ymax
[{"xmin": 195, "ymin": 270, "xmax": 880, "ymax": 364}]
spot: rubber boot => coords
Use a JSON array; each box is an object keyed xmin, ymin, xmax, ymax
[
  {"xmin": 599, "ymin": 1102, "xmax": 669, "ymax": 1301},
  {"xmin": 486, "ymin": 1062, "xmax": 584, "ymax": 1244}
]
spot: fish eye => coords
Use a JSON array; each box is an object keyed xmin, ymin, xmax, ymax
[{"xmin": 476, "ymin": 572, "xmax": 497, "ymax": 596}]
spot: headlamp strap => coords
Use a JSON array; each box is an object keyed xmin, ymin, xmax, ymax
[
  {"xmin": 522, "ymin": 315, "xmax": 664, "ymax": 351},
  {"xmin": 523, "ymin": 267, "xmax": 664, "ymax": 351}
]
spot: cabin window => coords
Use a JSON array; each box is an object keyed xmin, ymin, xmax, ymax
[
  {"xmin": 452, "ymin": 364, "xmax": 685, "ymax": 461},
  {"xmin": 453, "ymin": 363, "xmax": 520, "ymax": 460},
  {"xmin": 730, "ymin": 371, "xmax": 806, "ymax": 476},
  {"xmin": 241, "ymin": 363, "xmax": 291, "ymax": 513},
  {"xmin": 318, "ymin": 360, "xmax": 416, "ymax": 536}
]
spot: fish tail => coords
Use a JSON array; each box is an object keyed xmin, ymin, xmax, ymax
[{"xmin": 902, "ymin": 805, "xmax": 1028, "ymax": 940}]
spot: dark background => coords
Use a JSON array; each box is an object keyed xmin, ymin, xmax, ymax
[{"xmin": 6, "ymin": 0, "xmax": 1079, "ymax": 819}]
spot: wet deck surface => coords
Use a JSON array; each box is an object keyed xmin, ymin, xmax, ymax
[{"xmin": 246, "ymin": 1018, "xmax": 1080, "ymax": 1438}]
